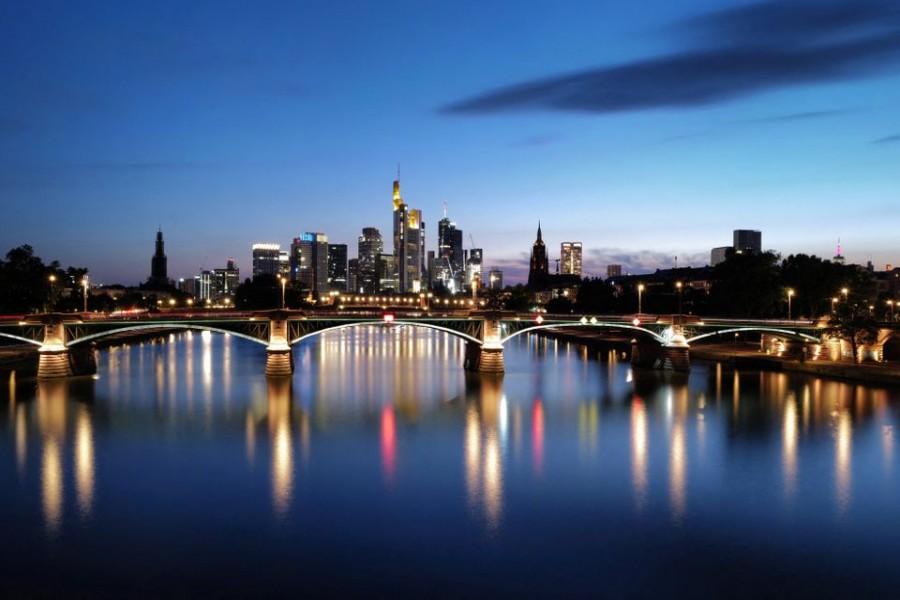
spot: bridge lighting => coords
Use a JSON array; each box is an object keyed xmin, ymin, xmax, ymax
[
  {"xmin": 841, "ymin": 287, "xmax": 849, "ymax": 300},
  {"xmin": 831, "ymin": 297, "xmax": 838, "ymax": 313},
  {"xmin": 535, "ymin": 315, "xmax": 544, "ymax": 325},
  {"xmin": 580, "ymin": 316, "xmax": 588, "ymax": 324},
  {"xmin": 637, "ymin": 283, "xmax": 645, "ymax": 316},
  {"xmin": 383, "ymin": 313, "xmax": 395, "ymax": 324},
  {"xmin": 590, "ymin": 317, "xmax": 598, "ymax": 325},
  {"xmin": 888, "ymin": 300, "xmax": 894, "ymax": 321},
  {"xmin": 632, "ymin": 317, "xmax": 641, "ymax": 326}
]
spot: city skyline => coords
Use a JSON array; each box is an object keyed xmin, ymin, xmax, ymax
[{"xmin": 3, "ymin": 0, "xmax": 900, "ymax": 285}]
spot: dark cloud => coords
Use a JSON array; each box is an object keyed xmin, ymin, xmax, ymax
[
  {"xmin": 443, "ymin": 1, "xmax": 900, "ymax": 115},
  {"xmin": 873, "ymin": 133, "xmax": 900, "ymax": 144}
]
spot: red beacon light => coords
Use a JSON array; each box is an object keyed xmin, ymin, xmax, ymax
[{"xmin": 383, "ymin": 313, "xmax": 395, "ymax": 324}]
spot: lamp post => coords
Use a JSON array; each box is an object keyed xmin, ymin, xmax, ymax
[
  {"xmin": 637, "ymin": 283, "xmax": 645, "ymax": 316},
  {"xmin": 676, "ymin": 281, "xmax": 683, "ymax": 320},
  {"xmin": 81, "ymin": 277, "xmax": 89, "ymax": 312},
  {"xmin": 889, "ymin": 300, "xmax": 895, "ymax": 321},
  {"xmin": 48, "ymin": 274, "xmax": 56, "ymax": 312},
  {"xmin": 841, "ymin": 287, "xmax": 849, "ymax": 301},
  {"xmin": 831, "ymin": 297, "xmax": 838, "ymax": 313},
  {"xmin": 278, "ymin": 276, "xmax": 286, "ymax": 309},
  {"xmin": 787, "ymin": 289, "xmax": 794, "ymax": 320}
]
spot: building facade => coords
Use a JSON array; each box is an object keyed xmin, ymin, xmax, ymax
[
  {"xmin": 327, "ymin": 244, "xmax": 348, "ymax": 293},
  {"xmin": 392, "ymin": 179, "xmax": 425, "ymax": 293},
  {"xmin": 733, "ymin": 229, "xmax": 761, "ymax": 254},
  {"xmin": 357, "ymin": 227, "xmax": 383, "ymax": 294},
  {"xmin": 252, "ymin": 243, "xmax": 281, "ymax": 278},
  {"xmin": 560, "ymin": 242, "xmax": 583, "ymax": 276}
]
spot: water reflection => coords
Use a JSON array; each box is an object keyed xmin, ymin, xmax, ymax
[
  {"xmin": 75, "ymin": 404, "xmax": 95, "ymax": 517},
  {"xmin": 267, "ymin": 377, "xmax": 294, "ymax": 519},
  {"xmin": 782, "ymin": 393, "xmax": 798, "ymax": 502},
  {"xmin": 381, "ymin": 404, "xmax": 397, "ymax": 485},
  {"xmin": 464, "ymin": 376, "xmax": 505, "ymax": 532},
  {"xmin": 835, "ymin": 409, "xmax": 852, "ymax": 515},
  {"xmin": 630, "ymin": 398, "xmax": 648, "ymax": 513}
]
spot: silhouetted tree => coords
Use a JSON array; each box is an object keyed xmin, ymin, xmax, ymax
[
  {"xmin": 827, "ymin": 295, "xmax": 879, "ymax": 363},
  {"xmin": 708, "ymin": 250, "xmax": 781, "ymax": 318}
]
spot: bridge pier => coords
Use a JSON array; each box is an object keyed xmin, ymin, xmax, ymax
[
  {"xmin": 266, "ymin": 313, "xmax": 294, "ymax": 377},
  {"xmin": 464, "ymin": 313, "xmax": 505, "ymax": 374},
  {"xmin": 38, "ymin": 319, "xmax": 71, "ymax": 379},
  {"xmin": 631, "ymin": 333, "xmax": 690, "ymax": 372}
]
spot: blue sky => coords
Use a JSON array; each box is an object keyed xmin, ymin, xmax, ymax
[{"xmin": 2, "ymin": 0, "xmax": 899, "ymax": 285}]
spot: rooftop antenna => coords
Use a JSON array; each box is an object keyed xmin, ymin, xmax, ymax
[
  {"xmin": 397, "ymin": 162, "xmax": 401, "ymax": 182},
  {"xmin": 443, "ymin": 201, "xmax": 447, "ymax": 219}
]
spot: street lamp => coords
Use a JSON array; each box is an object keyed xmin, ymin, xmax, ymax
[
  {"xmin": 48, "ymin": 274, "xmax": 56, "ymax": 311},
  {"xmin": 787, "ymin": 289, "xmax": 794, "ymax": 320},
  {"xmin": 637, "ymin": 283, "xmax": 645, "ymax": 316},
  {"xmin": 831, "ymin": 297, "xmax": 838, "ymax": 313},
  {"xmin": 81, "ymin": 277, "xmax": 89, "ymax": 312},
  {"xmin": 888, "ymin": 300, "xmax": 895, "ymax": 321},
  {"xmin": 675, "ymin": 281, "xmax": 683, "ymax": 320},
  {"xmin": 841, "ymin": 287, "xmax": 849, "ymax": 300},
  {"xmin": 278, "ymin": 276, "xmax": 286, "ymax": 309}
]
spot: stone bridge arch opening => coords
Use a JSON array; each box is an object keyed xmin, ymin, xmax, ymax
[{"xmin": 288, "ymin": 320, "xmax": 483, "ymax": 346}]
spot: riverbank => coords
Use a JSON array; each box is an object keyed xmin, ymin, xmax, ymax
[{"xmin": 544, "ymin": 328, "xmax": 900, "ymax": 388}]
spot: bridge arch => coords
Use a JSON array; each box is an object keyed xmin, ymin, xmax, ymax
[
  {"xmin": 500, "ymin": 322, "xmax": 667, "ymax": 345},
  {"xmin": 687, "ymin": 327, "xmax": 820, "ymax": 345},
  {"xmin": 289, "ymin": 320, "xmax": 483, "ymax": 346},
  {"xmin": 67, "ymin": 324, "xmax": 269, "ymax": 347},
  {"xmin": 0, "ymin": 332, "xmax": 42, "ymax": 346}
]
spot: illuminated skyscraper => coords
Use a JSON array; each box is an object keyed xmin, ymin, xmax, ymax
[
  {"xmin": 392, "ymin": 178, "xmax": 425, "ymax": 292},
  {"xmin": 328, "ymin": 244, "xmax": 348, "ymax": 292},
  {"xmin": 291, "ymin": 233, "xmax": 329, "ymax": 296},
  {"xmin": 252, "ymin": 243, "xmax": 281, "ymax": 278},
  {"xmin": 358, "ymin": 227, "xmax": 383, "ymax": 294},
  {"xmin": 560, "ymin": 242, "xmax": 582, "ymax": 276},
  {"xmin": 528, "ymin": 222, "xmax": 549, "ymax": 289}
]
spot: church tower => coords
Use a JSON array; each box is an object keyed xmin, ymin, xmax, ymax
[
  {"xmin": 527, "ymin": 222, "xmax": 548, "ymax": 289},
  {"xmin": 149, "ymin": 228, "xmax": 168, "ymax": 288}
]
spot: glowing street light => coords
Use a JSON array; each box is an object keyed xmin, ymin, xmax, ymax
[
  {"xmin": 676, "ymin": 281, "xmax": 683, "ymax": 319},
  {"xmin": 637, "ymin": 283, "xmax": 645, "ymax": 316},
  {"xmin": 278, "ymin": 276, "xmax": 286, "ymax": 309},
  {"xmin": 831, "ymin": 297, "xmax": 838, "ymax": 313},
  {"xmin": 888, "ymin": 300, "xmax": 895, "ymax": 321},
  {"xmin": 48, "ymin": 274, "xmax": 56, "ymax": 311},
  {"xmin": 787, "ymin": 289, "xmax": 794, "ymax": 320},
  {"xmin": 841, "ymin": 287, "xmax": 849, "ymax": 300},
  {"xmin": 81, "ymin": 277, "xmax": 89, "ymax": 312}
]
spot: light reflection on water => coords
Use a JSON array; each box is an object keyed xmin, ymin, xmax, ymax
[{"xmin": 2, "ymin": 326, "xmax": 900, "ymax": 596}]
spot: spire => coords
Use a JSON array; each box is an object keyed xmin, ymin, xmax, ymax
[{"xmin": 537, "ymin": 221, "xmax": 543, "ymax": 242}]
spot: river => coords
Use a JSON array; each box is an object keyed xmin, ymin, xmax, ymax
[{"xmin": 2, "ymin": 327, "xmax": 900, "ymax": 598}]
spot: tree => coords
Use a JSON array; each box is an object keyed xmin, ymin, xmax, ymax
[
  {"xmin": 708, "ymin": 250, "xmax": 781, "ymax": 318},
  {"xmin": 826, "ymin": 297, "xmax": 879, "ymax": 363}
]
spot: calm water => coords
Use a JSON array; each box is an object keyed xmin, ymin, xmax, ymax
[{"xmin": 3, "ymin": 327, "xmax": 900, "ymax": 598}]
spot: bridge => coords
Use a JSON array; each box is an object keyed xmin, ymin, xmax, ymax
[{"xmin": 0, "ymin": 310, "xmax": 847, "ymax": 379}]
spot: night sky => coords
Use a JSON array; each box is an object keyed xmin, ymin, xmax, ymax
[{"xmin": 2, "ymin": 0, "xmax": 899, "ymax": 285}]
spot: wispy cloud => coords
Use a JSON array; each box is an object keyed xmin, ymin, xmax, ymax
[
  {"xmin": 443, "ymin": 1, "xmax": 900, "ymax": 115},
  {"xmin": 584, "ymin": 248, "xmax": 710, "ymax": 276},
  {"xmin": 738, "ymin": 109, "xmax": 856, "ymax": 124},
  {"xmin": 873, "ymin": 133, "xmax": 900, "ymax": 144}
]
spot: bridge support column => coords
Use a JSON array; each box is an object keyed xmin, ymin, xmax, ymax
[
  {"xmin": 38, "ymin": 320, "xmax": 71, "ymax": 379},
  {"xmin": 464, "ymin": 314, "xmax": 505, "ymax": 374},
  {"xmin": 266, "ymin": 314, "xmax": 293, "ymax": 377},
  {"xmin": 631, "ymin": 332, "xmax": 690, "ymax": 372}
]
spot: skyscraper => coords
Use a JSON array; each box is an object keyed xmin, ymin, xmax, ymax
[
  {"xmin": 358, "ymin": 227, "xmax": 383, "ymax": 294},
  {"xmin": 291, "ymin": 233, "xmax": 329, "ymax": 296},
  {"xmin": 149, "ymin": 229, "xmax": 168, "ymax": 288},
  {"xmin": 328, "ymin": 244, "xmax": 348, "ymax": 292},
  {"xmin": 391, "ymin": 178, "xmax": 425, "ymax": 292},
  {"xmin": 437, "ymin": 215, "xmax": 464, "ymax": 292},
  {"xmin": 252, "ymin": 243, "xmax": 281, "ymax": 278},
  {"xmin": 560, "ymin": 242, "xmax": 583, "ymax": 276},
  {"xmin": 527, "ymin": 222, "xmax": 549, "ymax": 289}
]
